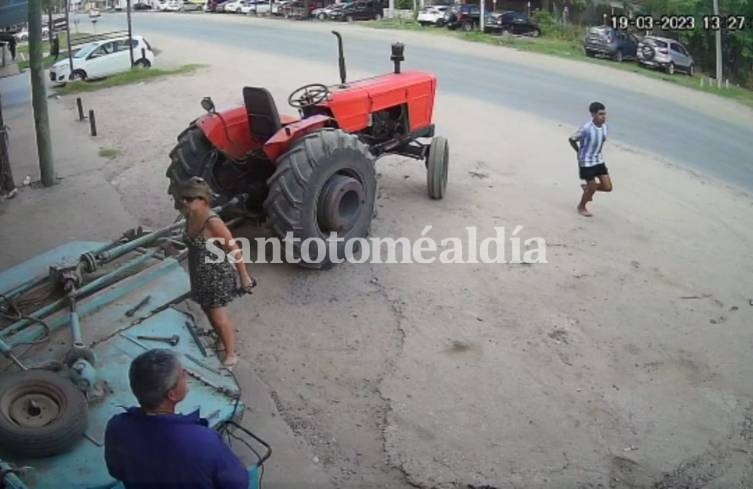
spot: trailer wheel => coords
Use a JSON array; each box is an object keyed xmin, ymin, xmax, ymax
[
  {"xmin": 264, "ymin": 129, "xmax": 377, "ymax": 269},
  {"xmin": 426, "ymin": 136, "xmax": 449, "ymax": 199},
  {"xmin": 0, "ymin": 370, "xmax": 88, "ymax": 458},
  {"xmin": 166, "ymin": 125, "xmax": 230, "ymax": 210}
]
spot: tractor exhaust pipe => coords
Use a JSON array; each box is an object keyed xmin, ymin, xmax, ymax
[
  {"xmin": 332, "ymin": 31, "xmax": 347, "ymax": 86},
  {"xmin": 391, "ymin": 42, "xmax": 404, "ymax": 74}
]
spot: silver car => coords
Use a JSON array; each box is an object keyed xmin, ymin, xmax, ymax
[{"xmin": 637, "ymin": 36, "xmax": 695, "ymax": 75}]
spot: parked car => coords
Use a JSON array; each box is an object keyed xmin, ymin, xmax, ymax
[
  {"xmin": 583, "ymin": 25, "xmax": 638, "ymax": 62},
  {"xmin": 248, "ymin": 0, "xmax": 275, "ymax": 14},
  {"xmin": 49, "ymin": 35, "xmax": 155, "ymax": 85},
  {"xmin": 443, "ymin": 4, "xmax": 480, "ymax": 31},
  {"xmin": 133, "ymin": 2, "xmax": 154, "ymax": 9},
  {"xmin": 637, "ymin": 35, "xmax": 694, "ymax": 75},
  {"xmin": 485, "ymin": 10, "xmax": 540, "ymax": 36},
  {"xmin": 417, "ymin": 5, "xmax": 449, "ymax": 26},
  {"xmin": 182, "ymin": 1, "xmax": 204, "ymax": 10},
  {"xmin": 272, "ymin": 0, "xmax": 292, "ymax": 14},
  {"xmin": 280, "ymin": 0, "xmax": 325, "ymax": 18},
  {"xmin": 328, "ymin": 0, "xmax": 383, "ymax": 21},
  {"xmin": 312, "ymin": 1, "xmax": 351, "ymax": 20},
  {"xmin": 223, "ymin": 0, "xmax": 245, "ymax": 11}
]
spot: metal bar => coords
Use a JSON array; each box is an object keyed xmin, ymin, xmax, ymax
[
  {"xmin": 1, "ymin": 249, "xmax": 159, "ymax": 340},
  {"xmin": 0, "ymin": 273, "xmax": 50, "ymax": 302},
  {"xmin": 6, "ymin": 256, "xmax": 178, "ymax": 347},
  {"xmin": 69, "ymin": 300, "xmax": 83, "ymax": 347},
  {"xmin": 96, "ymin": 195, "xmax": 246, "ymax": 264}
]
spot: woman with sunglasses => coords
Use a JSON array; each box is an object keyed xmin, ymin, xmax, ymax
[{"xmin": 177, "ymin": 177, "xmax": 256, "ymax": 370}]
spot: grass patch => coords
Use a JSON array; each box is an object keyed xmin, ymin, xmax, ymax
[
  {"xmin": 54, "ymin": 64, "xmax": 206, "ymax": 96},
  {"xmin": 365, "ymin": 19, "xmax": 753, "ymax": 109},
  {"xmin": 98, "ymin": 147, "xmax": 121, "ymax": 159}
]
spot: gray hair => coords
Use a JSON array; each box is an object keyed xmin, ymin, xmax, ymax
[{"xmin": 128, "ymin": 349, "xmax": 182, "ymax": 410}]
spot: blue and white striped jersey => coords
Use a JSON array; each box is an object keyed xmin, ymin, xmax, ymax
[{"xmin": 570, "ymin": 121, "xmax": 608, "ymax": 167}]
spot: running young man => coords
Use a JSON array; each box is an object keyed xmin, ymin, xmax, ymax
[{"xmin": 569, "ymin": 101, "xmax": 612, "ymax": 217}]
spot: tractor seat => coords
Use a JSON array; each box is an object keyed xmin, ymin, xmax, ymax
[{"xmin": 243, "ymin": 86, "xmax": 283, "ymax": 143}]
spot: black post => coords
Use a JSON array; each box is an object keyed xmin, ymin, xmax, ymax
[
  {"xmin": 65, "ymin": 0, "xmax": 73, "ymax": 73},
  {"xmin": 0, "ymin": 93, "xmax": 17, "ymax": 195},
  {"xmin": 76, "ymin": 97, "xmax": 84, "ymax": 120},
  {"xmin": 331, "ymin": 31, "xmax": 346, "ymax": 86},
  {"xmin": 127, "ymin": 0, "xmax": 134, "ymax": 67},
  {"xmin": 89, "ymin": 110, "xmax": 97, "ymax": 136}
]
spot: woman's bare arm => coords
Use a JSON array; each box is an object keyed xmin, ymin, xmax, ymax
[{"xmin": 205, "ymin": 217, "xmax": 253, "ymax": 286}]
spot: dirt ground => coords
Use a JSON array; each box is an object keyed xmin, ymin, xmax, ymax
[{"xmin": 4, "ymin": 17, "xmax": 753, "ymax": 489}]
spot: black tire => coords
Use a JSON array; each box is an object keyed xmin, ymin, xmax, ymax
[
  {"xmin": 0, "ymin": 370, "xmax": 88, "ymax": 458},
  {"xmin": 317, "ymin": 12, "xmax": 326, "ymax": 20},
  {"xmin": 688, "ymin": 63, "xmax": 694, "ymax": 76},
  {"xmin": 426, "ymin": 136, "xmax": 448, "ymax": 199},
  {"xmin": 70, "ymin": 69, "xmax": 87, "ymax": 81},
  {"xmin": 346, "ymin": 14, "xmax": 353, "ymax": 22},
  {"xmin": 166, "ymin": 125, "xmax": 229, "ymax": 210},
  {"xmin": 263, "ymin": 129, "xmax": 377, "ymax": 269},
  {"xmin": 374, "ymin": 12, "xmax": 381, "ymax": 20},
  {"xmin": 530, "ymin": 27, "xmax": 540, "ymax": 37},
  {"xmin": 461, "ymin": 20, "xmax": 472, "ymax": 32},
  {"xmin": 585, "ymin": 48, "xmax": 595, "ymax": 57},
  {"xmin": 666, "ymin": 62, "xmax": 675, "ymax": 75},
  {"xmin": 613, "ymin": 49, "xmax": 623, "ymax": 62},
  {"xmin": 135, "ymin": 58, "xmax": 151, "ymax": 68}
]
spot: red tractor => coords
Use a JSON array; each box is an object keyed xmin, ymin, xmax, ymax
[{"xmin": 166, "ymin": 32, "xmax": 449, "ymax": 268}]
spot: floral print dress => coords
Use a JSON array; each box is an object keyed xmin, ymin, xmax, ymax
[{"xmin": 183, "ymin": 214, "xmax": 238, "ymax": 309}]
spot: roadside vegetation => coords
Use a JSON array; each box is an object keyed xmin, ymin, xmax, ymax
[
  {"xmin": 16, "ymin": 32, "xmax": 91, "ymax": 71},
  {"xmin": 54, "ymin": 64, "xmax": 206, "ymax": 96},
  {"xmin": 364, "ymin": 0, "xmax": 753, "ymax": 107}
]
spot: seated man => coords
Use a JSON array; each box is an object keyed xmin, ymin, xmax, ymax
[{"xmin": 105, "ymin": 348, "xmax": 249, "ymax": 489}]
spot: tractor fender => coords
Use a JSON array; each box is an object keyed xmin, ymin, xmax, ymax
[
  {"xmin": 263, "ymin": 115, "xmax": 334, "ymax": 162},
  {"xmin": 195, "ymin": 106, "xmax": 258, "ymax": 161}
]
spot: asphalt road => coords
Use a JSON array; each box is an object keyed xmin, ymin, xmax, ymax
[{"xmin": 5, "ymin": 13, "xmax": 753, "ymax": 189}]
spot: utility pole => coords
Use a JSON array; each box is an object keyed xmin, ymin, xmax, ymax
[
  {"xmin": 28, "ymin": 0, "xmax": 56, "ymax": 187},
  {"xmin": 65, "ymin": 0, "xmax": 74, "ymax": 73},
  {"xmin": 127, "ymin": 0, "xmax": 135, "ymax": 67},
  {"xmin": 480, "ymin": 0, "xmax": 484, "ymax": 32},
  {"xmin": 713, "ymin": 0, "xmax": 722, "ymax": 88}
]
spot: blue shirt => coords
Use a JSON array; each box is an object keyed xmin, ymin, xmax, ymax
[
  {"xmin": 104, "ymin": 407, "xmax": 249, "ymax": 489},
  {"xmin": 570, "ymin": 120, "xmax": 608, "ymax": 167}
]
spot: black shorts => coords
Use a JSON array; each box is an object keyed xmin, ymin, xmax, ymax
[{"xmin": 579, "ymin": 163, "xmax": 608, "ymax": 181}]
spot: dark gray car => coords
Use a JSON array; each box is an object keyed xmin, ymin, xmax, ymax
[{"xmin": 583, "ymin": 25, "xmax": 639, "ymax": 62}]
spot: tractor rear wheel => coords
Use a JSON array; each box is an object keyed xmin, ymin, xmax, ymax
[
  {"xmin": 166, "ymin": 125, "xmax": 229, "ymax": 210},
  {"xmin": 264, "ymin": 129, "xmax": 377, "ymax": 269},
  {"xmin": 426, "ymin": 136, "xmax": 449, "ymax": 199}
]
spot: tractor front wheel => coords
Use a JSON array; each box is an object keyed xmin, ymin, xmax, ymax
[
  {"xmin": 166, "ymin": 126, "xmax": 230, "ymax": 210},
  {"xmin": 426, "ymin": 136, "xmax": 449, "ymax": 199},
  {"xmin": 264, "ymin": 129, "xmax": 377, "ymax": 269}
]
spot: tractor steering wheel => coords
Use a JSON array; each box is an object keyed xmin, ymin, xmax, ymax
[{"xmin": 288, "ymin": 83, "xmax": 330, "ymax": 109}]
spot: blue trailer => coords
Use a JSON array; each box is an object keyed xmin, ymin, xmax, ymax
[{"xmin": 0, "ymin": 197, "xmax": 270, "ymax": 489}]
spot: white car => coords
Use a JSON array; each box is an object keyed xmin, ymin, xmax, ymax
[
  {"xmin": 89, "ymin": 8, "xmax": 101, "ymax": 18},
  {"xmin": 164, "ymin": 0, "xmax": 182, "ymax": 10},
  {"xmin": 417, "ymin": 5, "xmax": 449, "ymax": 26},
  {"xmin": 223, "ymin": 0, "xmax": 245, "ymax": 11},
  {"xmin": 238, "ymin": 0, "xmax": 260, "ymax": 13},
  {"xmin": 48, "ymin": 35, "xmax": 155, "ymax": 84},
  {"xmin": 250, "ymin": 0, "xmax": 274, "ymax": 14}
]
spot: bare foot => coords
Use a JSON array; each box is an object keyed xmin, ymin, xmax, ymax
[{"xmin": 577, "ymin": 206, "xmax": 592, "ymax": 217}]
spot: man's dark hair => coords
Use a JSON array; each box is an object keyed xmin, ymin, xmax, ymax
[
  {"xmin": 129, "ymin": 349, "xmax": 182, "ymax": 410},
  {"xmin": 589, "ymin": 101, "xmax": 605, "ymax": 114}
]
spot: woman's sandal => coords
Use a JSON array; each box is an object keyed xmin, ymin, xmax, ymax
[{"xmin": 222, "ymin": 354, "xmax": 239, "ymax": 371}]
